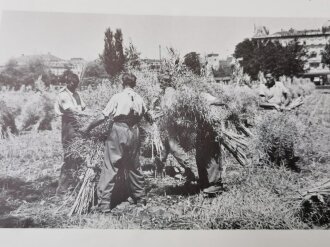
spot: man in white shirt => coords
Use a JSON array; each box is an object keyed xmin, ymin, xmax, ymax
[
  {"xmin": 54, "ymin": 71, "xmax": 86, "ymax": 194},
  {"xmin": 82, "ymin": 73, "xmax": 152, "ymax": 213},
  {"xmin": 259, "ymin": 74, "xmax": 290, "ymax": 110}
]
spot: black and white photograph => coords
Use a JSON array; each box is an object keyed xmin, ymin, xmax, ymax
[{"xmin": 0, "ymin": 0, "xmax": 329, "ymax": 237}]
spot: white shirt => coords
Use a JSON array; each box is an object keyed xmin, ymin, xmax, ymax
[
  {"xmin": 102, "ymin": 87, "xmax": 147, "ymax": 118},
  {"xmin": 54, "ymin": 87, "xmax": 86, "ymax": 116}
]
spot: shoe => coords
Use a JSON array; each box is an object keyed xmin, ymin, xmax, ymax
[
  {"xmin": 135, "ymin": 198, "xmax": 147, "ymax": 207},
  {"xmin": 94, "ymin": 204, "xmax": 111, "ymax": 214},
  {"xmin": 183, "ymin": 168, "xmax": 196, "ymax": 182},
  {"xmin": 203, "ymin": 184, "xmax": 223, "ymax": 194}
]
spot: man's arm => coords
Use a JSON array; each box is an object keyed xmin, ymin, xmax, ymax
[
  {"xmin": 201, "ymin": 92, "xmax": 227, "ymax": 107},
  {"xmin": 209, "ymin": 98, "xmax": 227, "ymax": 106},
  {"xmin": 259, "ymin": 102, "xmax": 280, "ymax": 111},
  {"xmin": 81, "ymin": 114, "xmax": 107, "ymax": 134}
]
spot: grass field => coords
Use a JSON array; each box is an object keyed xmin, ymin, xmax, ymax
[{"xmin": 0, "ymin": 89, "xmax": 329, "ymax": 229}]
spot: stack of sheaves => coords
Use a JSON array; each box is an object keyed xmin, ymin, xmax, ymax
[{"xmin": 160, "ymin": 79, "xmax": 256, "ymax": 167}]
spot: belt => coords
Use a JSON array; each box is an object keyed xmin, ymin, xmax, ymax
[{"xmin": 113, "ymin": 115, "xmax": 140, "ymax": 127}]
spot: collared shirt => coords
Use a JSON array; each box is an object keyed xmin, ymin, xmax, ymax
[
  {"xmin": 259, "ymin": 81, "xmax": 289, "ymax": 105},
  {"xmin": 54, "ymin": 87, "xmax": 86, "ymax": 116},
  {"xmin": 102, "ymin": 87, "xmax": 147, "ymax": 119}
]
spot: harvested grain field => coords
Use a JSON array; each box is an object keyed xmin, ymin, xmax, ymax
[{"xmin": 0, "ymin": 88, "xmax": 329, "ymax": 229}]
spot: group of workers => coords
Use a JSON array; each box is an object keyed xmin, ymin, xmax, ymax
[{"xmin": 54, "ymin": 70, "xmax": 292, "ymax": 214}]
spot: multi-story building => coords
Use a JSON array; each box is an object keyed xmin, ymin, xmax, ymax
[
  {"xmin": 252, "ymin": 20, "xmax": 330, "ymax": 84},
  {"xmin": 13, "ymin": 53, "xmax": 86, "ymax": 77},
  {"xmin": 140, "ymin": 59, "xmax": 161, "ymax": 71}
]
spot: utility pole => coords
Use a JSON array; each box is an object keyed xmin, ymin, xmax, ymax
[{"xmin": 159, "ymin": 45, "xmax": 162, "ymax": 71}]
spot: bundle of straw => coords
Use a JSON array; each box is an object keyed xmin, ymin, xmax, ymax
[
  {"xmin": 151, "ymin": 123, "xmax": 164, "ymax": 160},
  {"xmin": 296, "ymin": 180, "xmax": 330, "ymax": 224},
  {"xmin": 220, "ymin": 129, "xmax": 250, "ymax": 166},
  {"xmin": 301, "ymin": 180, "xmax": 330, "ymax": 202},
  {"xmin": 68, "ymin": 155, "xmax": 99, "ymax": 216},
  {"xmin": 286, "ymin": 97, "xmax": 304, "ymax": 110}
]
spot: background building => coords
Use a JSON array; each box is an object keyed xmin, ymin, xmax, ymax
[
  {"xmin": 252, "ymin": 20, "xmax": 330, "ymax": 84},
  {"xmin": 14, "ymin": 53, "xmax": 87, "ymax": 77}
]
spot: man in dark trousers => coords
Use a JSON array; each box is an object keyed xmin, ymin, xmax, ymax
[
  {"xmin": 196, "ymin": 92, "xmax": 226, "ymax": 195},
  {"xmin": 54, "ymin": 71, "xmax": 86, "ymax": 194},
  {"xmin": 152, "ymin": 74, "xmax": 195, "ymax": 181},
  {"xmin": 82, "ymin": 73, "xmax": 152, "ymax": 213}
]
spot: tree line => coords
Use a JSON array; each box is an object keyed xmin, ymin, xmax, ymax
[{"xmin": 2, "ymin": 27, "xmax": 330, "ymax": 90}]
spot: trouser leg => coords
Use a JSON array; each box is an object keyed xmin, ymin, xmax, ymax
[
  {"xmin": 97, "ymin": 124, "xmax": 125, "ymax": 208},
  {"xmin": 168, "ymin": 137, "xmax": 196, "ymax": 181},
  {"xmin": 126, "ymin": 126, "xmax": 146, "ymax": 201},
  {"xmin": 127, "ymin": 157, "xmax": 146, "ymax": 201},
  {"xmin": 97, "ymin": 141, "xmax": 119, "ymax": 207},
  {"xmin": 196, "ymin": 128, "xmax": 222, "ymax": 189},
  {"xmin": 154, "ymin": 139, "xmax": 170, "ymax": 177},
  {"xmin": 168, "ymin": 137, "xmax": 189, "ymax": 168},
  {"xmin": 57, "ymin": 147, "xmax": 81, "ymax": 194}
]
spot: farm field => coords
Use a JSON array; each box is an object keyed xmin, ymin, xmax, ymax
[{"xmin": 0, "ymin": 89, "xmax": 329, "ymax": 229}]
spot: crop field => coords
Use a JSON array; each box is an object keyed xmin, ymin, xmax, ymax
[{"xmin": 0, "ymin": 87, "xmax": 329, "ymax": 229}]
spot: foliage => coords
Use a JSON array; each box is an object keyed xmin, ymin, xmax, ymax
[
  {"xmin": 321, "ymin": 40, "xmax": 330, "ymax": 68},
  {"xmin": 0, "ymin": 58, "xmax": 54, "ymax": 90},
  {"xmin": 100, "ymin": 28, "xmax": 125, "ymax": 77},
  {"xmin": 253, "ymin": 112, "xmax": 303, "ymax": 170},
  {"xmin": 125, "ymin": 40, "xmax": 141, "ymax": 70},
  {"xmin": 212, "ymin": 60, "xmax": 232, "ymax": 77},
  {"xmin": 183, "ymin": 52, "xmax": 201, "ymax": 75},
  {"xmin": 16, "ymin": 92, "xmax": 55, "ymax": 131},
  {"xmin": 0, "ymin": 100, "xmax": 18, "ymax": 138},
  {"xmin": 0, "ymin": 68, "xmax": 328, "ymax": 229},
  {"xmin": 83, "ymin": 60, "xmax": 108, "ymax": 78},
  {"xmin": 234, "ymin": 38, "xmax": 307, "ymax": 80}
]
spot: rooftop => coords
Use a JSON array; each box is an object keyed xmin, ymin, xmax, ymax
[{"xmin": 253, "ymin": 20, "xmax": 330, "ymax": 39}]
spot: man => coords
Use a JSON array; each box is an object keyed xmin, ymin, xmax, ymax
[
  {"xmin": 157, "ymin": 77, "xmax": 226, "ymax": 194},
  {"xmin": 259, "ymin": 73, "xmax": 290, "ymax": 111},
  {"xmin": 152, "ymin": 74, "xmax": 196, "ymax": 181},
  {"xmin": 81, "ymin": 73, "xmax": 152, "ymax": 213},
  {"xmin": 196, "ymin": 92, "xmax": 226, "ymax": 195},
  {"xmin": 54, "ymin": 71, "xmax": 86, "ymax": 194}
]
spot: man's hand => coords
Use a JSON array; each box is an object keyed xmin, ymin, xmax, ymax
[{"xmin": 79, "ymin": 125, "xmax": 90, "ymax": 137}]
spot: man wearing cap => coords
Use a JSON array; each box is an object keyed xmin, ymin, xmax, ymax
[
  {"xmin": 259, "ymin": 73, "xmax": 290, "ymax": 110},
  {"xmin": 54, "ymin": 71, "xmax": 86, "ymax": 194},
  {"xmin": 82, "ymin": 73, "xmax": 152, "ymax": 213}
]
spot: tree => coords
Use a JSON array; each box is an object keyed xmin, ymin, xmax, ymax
[
  {"xmin": 0, "ymin": 58, "xmax": 53, "ymax": 89},
  {"xmin": 183, "ymin": 52, "xmax": 201, "ymax": 75},
  {"xmin": 321, "ymin": 40, "xmax": 330, "ymax": 68},
  {"xmin": 84, "ymin": 60, "xmax": 108, "ymax": 78},
  {"xmin": 233, "ymin": 39, "xmax": 261, "ymax": 80},
  {"xmin": 125, "ymin": 40, "xmax": 141, "ymax": 69},
  {"xmin": 114, "ymin": 29, "xmax": 125, "ymax": 73},
  {"xmin": 100, "ymin": 27, "xmax": 125, "ymax": 77},
  {"xmin": 280, "ymin": 39, "xmax": 306, "ymax": 77},
  {"xmin": 212, "ymin": 60, "xmax": 233, "ymax": 77},
  {"xmin": 234, "ymin": 38, "xmax": 307, "ymax": 80}
]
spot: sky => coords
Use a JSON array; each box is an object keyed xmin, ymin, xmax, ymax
[{"xmin": 0, "ymin": 8, "xmax": 329, "ymax": 64}]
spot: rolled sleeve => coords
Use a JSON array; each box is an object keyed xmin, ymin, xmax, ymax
[
  {"xmin": 59, "ymin": 93, "xmax": 72, "ymax": 111},
  {"xmin": 102, "ymin": 96, "xmax": 118, "ymax": 117}
]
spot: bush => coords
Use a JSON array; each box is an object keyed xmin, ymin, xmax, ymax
[
  {"xmin": 253, "ymin": 112, "xmax": 303, "ymax": 170},
  {"xmin": 0, "ymin": 100, "xmax": 18, "ymax": 138},
  {"xmin": 16, "ymin": 92, "xmax": 55, "ymax": 131}
]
